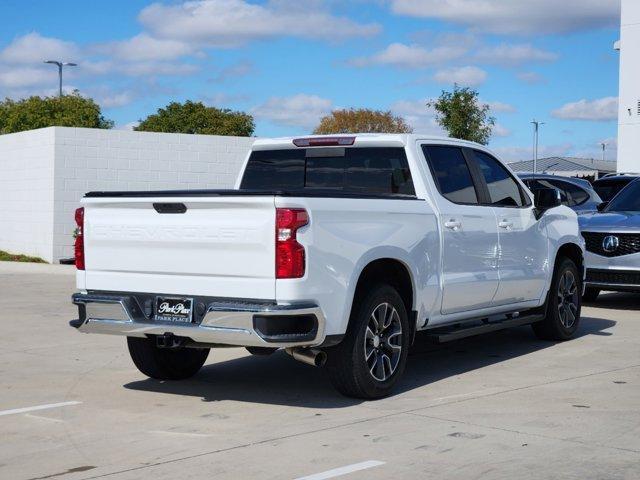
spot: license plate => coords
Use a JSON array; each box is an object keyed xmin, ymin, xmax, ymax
[{"xmin": 155, "ymin": 297, "xmax": 194, "ymax": 323}]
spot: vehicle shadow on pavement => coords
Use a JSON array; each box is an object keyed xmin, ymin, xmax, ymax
[
  {"xmin": 124, "ymin": 316, "xmax": 615, "ymax": 407},
  {"xmin": 584, "ymin": 291, "xmax": 640, "ymax": 311}
]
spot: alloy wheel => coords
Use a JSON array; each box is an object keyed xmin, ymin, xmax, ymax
[
  {"xmin": 364, "ymin": 302, "xmax": 403, "ymax": 382},
  {"xmin": 557, "ymin": 270, "xmax": 579, "ymax": 329}
]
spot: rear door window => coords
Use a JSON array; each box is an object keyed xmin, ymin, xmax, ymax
[
  {"xmin": 346, "ymin": 148, "xmax": 415, "ymax": 195},
  {"xmin": 240, "ymin": 147, "xmax": 415, "ymax": 196},
  {"xmin": 423, "ymin": 145, "xmax": 479, "ymax": 204}
]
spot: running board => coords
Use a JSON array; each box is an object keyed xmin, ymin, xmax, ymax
[{"xmin": 425, "ymin": 314, "xmax": 544, "ymax": 344}]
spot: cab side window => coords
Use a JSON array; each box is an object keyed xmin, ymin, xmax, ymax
[
  {"xmin": 474, "ymin": 151, "xmax": 528, "ymax": 207},
  {"xmin": 423, "ymin": 146, "xmax": 479, "ymax": 204}
]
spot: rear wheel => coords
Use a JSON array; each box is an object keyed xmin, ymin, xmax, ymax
[
  {"xmin": 127, "ymin": 337, "xmax": 209, "ymax": 380},
  {"xmin": 325, "ymin": 284, "xmax": 410, "ymax": 399},
  {"xmin": 532, "ymin": 257, "xmax": 581, "ymax": 341},
  {"xmin": 583, "ymin": 287, "xmax": 600, "ymax": 303}
]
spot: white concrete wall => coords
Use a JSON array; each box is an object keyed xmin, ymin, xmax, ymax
[
  {"xmin": 618, "ymin": 0, "xmax": 640, "ymax": 172},
  {"xmin": 0, "ymin": 127, "xmax": 254, "ymax": 262},
  {"xmin": 0, "ymin": 128, "xmax": 55, "ymax": 261}
]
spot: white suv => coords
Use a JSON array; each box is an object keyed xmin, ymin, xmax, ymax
[{"xmin": 71, "ymin": 134, "xmax": 585, "ymax": 399}]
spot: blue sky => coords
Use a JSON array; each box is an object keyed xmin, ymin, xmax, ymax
[{"xmin": 0, "ymin": 0, "xmax": 621, "ymax": 161}]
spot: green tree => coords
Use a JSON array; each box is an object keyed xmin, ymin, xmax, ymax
[
  {"xmin": 313, "ymin": 108, "xmax": 413, "ymax": 134},
  {"xmin": 428, "ymin": 85, "xmax": 495, "ymax": 145},
  {"xmin": 136, "ymin": 101, "xmax": 254, "ymax": 136},
  {"xmin": 0, "ymin": 93, "xmax": 113, "ymax": 134}
]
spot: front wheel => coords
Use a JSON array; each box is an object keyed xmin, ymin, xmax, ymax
[
  {"xmin": 325, "ymin": 284, "xmax": 410, "ymax": 399},
  {"xmin": 532, "ymin": 257, "xmax": 581, "ymax": 341},
  {"xmin": 127, "ymin": 337, "xmax": 209, "ymax": 380}
]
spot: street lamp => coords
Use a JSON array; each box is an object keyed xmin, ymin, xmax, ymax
[
  {"xmin": 531, "ymin": 119, "xmax": 545, "ymax": 175},
  {"xmin": 44, "ymin": 60, "xmax": 77, "ymax": 97},
  {"xmin": 600, "ymin": 142, "xmax": 607, "ymax": 162}
]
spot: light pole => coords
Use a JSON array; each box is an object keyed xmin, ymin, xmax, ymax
[
  {"xmin": 531, "ymin": 119, "xmax": 545, "ymax": 175},
  {"xmin": 600, "ymin": 142, "xmax": 607, "ymax": 162},
  {"xmin": 44, "ymin": 60, "xmax": 77, "ymax": 97}
]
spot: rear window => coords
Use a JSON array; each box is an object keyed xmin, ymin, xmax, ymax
[
  {"xmin": 594, "ymin": 179, "xmax": 635, "ymax": 202},
  {"xmin": 240, "ymin": 147, "xmax": 415, "ymax": 196}
]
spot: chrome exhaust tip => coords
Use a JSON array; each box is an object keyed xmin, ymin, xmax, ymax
[{"xmin": 285, "ymin": 347, "xmax": 327, "ymax": 367}]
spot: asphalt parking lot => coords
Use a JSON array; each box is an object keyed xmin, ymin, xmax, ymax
[{"xmin": 1, "ymin": 262, "xmax": 639, "ymax": 480}]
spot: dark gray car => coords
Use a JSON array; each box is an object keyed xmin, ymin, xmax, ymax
[{"xmin": 519, "ymin": 173, "xmax": 602, "ymax": 214}]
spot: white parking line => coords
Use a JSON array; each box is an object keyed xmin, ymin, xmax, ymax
[
  {"xmin": 0, "ymin": 401, "xmax": 82, "ymax": 417},
  {"xmin": 294, "ymin": 460, "xmax": 386, "ymax": 480},
  {"xmin": 148, "ymin": 430, "xmax": 215, "ymax": 438}
]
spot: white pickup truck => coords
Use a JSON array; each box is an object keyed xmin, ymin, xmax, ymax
[{"xmin": 71, "ymin": 134, "xmax": 585, "ymax": 399}]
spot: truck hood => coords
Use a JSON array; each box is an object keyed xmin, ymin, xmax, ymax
[{"xmin": 579, "ymin": 211, "xmax": 640, "ymax": 232}]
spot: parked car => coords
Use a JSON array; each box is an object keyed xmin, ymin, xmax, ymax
[
  {"xmin": 519, "ymin": 173, "xmax": 601, "ymax": 214},
  {"xmin": 580, "ymin": 178, "xmax": 640, "ymax": 302},
  {"xmin": 70, "ymin": 134, "xmax": 585, "ymax": 399},
  {"xmin": 592, "ymin": 175, "xmax": 639, "ymax": 202}
]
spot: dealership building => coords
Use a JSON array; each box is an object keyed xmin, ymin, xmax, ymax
[
  {"xmin": 617, "ymin": 0, "xmax": 640, "ymax": 172},
  {"xmin": 0, "ymin": 127, "xmax": 253, "ymax": 263}
]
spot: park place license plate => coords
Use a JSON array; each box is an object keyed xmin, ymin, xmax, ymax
[{"xmin": 155, "ymin": 297, "xmax": 194, "ymax": 323}]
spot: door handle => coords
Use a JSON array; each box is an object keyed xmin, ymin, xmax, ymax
[
  {"xmin": 498, "ymin": 220, "xmax": 513, "ymax": 229},
  {"xmin": 444, "ymin": 219, "xmax": 462, "ymax": 230}
]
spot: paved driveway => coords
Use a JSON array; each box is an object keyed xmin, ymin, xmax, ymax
[{"xmin": 0, "ymin": 262, "xmax": 638, "ymax": 480}]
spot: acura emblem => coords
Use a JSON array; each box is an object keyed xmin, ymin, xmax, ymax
[{"xmin": 602, "ymin": 235, "xmax": 620, "ymax": 253}]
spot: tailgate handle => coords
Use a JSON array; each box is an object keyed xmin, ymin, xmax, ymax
[{"xmin": 153, "ymin": 203, "xmax": 187, "ymax": 214}]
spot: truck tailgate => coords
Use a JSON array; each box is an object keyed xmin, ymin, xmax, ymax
[{"xmin": 81, "ymin": 196, "xmax": 276, "ymax": 299}]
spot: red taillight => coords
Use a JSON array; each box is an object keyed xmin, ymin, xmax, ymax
[
  {"xmin": 276, "ymin": 208, "xmax": 309, "ymax": 279},
  {"xmin": 293, "ymin": 137, "xmax": 355, "ymax": 147},
  {"xmin": 74, "ymin": 207, "xmax": 85, "ymax": 270}
]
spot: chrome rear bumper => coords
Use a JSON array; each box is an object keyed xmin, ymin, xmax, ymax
[{"xmin": 71, "ymin": 292, "xmax": 326, "ymax": 348}]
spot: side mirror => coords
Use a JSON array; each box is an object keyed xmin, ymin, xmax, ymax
[
  {"xmin": 597, "ymin": 202, "xmax": 609, "ymax": 212},
  {"xmin": 534, "ymin": 188, "xmax": 561, "ymax": 219}
]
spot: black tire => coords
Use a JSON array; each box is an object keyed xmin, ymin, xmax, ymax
[
  {"xmin": 532, "ymin": 257, "xmax": 582, "ymax": 341},
  {"xmin": 325, "ymin": 284, "xmax": 410, "ymax": 399},
  {"xmin": 583, "ymin": 287, "xmax": 600, "ymax": 303},
  {"xmin": 127, "ymin": 337, "xmax": 209, "ymax": 380}
]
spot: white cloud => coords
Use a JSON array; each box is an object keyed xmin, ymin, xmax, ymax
[
  {"xmin": 493, "ymin": 123, "xmax": 511, "ymax": 137},
  {"xmin": 0, "ymin": 67, "xmax": 50, "ymax": 89},
  {"xmin": 552, "ymin": 97, "xmax": 618, "ymax": 121},
  {"xmin": 117, "ymin": 121, "xmax": 141, "ymax": 131},
  {"xmin": 97, "ymin": 33, "xmax": 195, "ymax": 62},
  {"xmin": 252, "ymin": 94, "xmax": 333, "ymax": 129},
  {"xmin": 211, "ymin": 60, "xmax": 254, "ymax": 82},
  {"xmin": 349, "ymin": 43, "xmax": 468, "ymax": 69},
  {"xmin": 139, "ymin": 0, "xmax": 380, "ymax": 47},
  {"xmin": 495, "ymin": 143, "xmax": 574, "ymax": 163},
  {"xmin": 390, "ymin": 0, "xmax": 620, "ymax": 35},
  {"xmin": 573, "ymin": 137, "xmax": 618, "ymax": 161},
  {"xmin": 0, "ymin": 32, "xmax": 80, "ymax": 64},
  {"xmin": 390, "ymin": 99, "xmax": 446, "ymax": 136},
  {"xmin": 483, "ymin": 100, "xmax": 516, "ymax": 113},
  {"xmin": 475, "ymin": 43, "xmax": 558, "ymax": 67},
  {"xmin": 95, "ymin": 91, "xmax": 136, "ymax": 108},
  {"xmin": 433, "ymin": 66, "xmax": 487, "ymax": 86}
]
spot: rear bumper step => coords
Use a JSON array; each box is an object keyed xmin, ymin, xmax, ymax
[{"xmin": 71, "ymin": 293, "xmax": 326, "ymax": 348}]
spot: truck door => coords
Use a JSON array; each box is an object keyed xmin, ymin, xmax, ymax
[
  {"xmin": 471, "ymin": 150, "xmax": 548, "ymax": 304},
  {"xmin": 421, "ymin": 145, "xmax": 500, "ymax": 315}
]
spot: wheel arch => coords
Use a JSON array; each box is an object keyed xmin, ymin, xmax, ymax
[
  {"xmin": 554, "ymin": 242, "xmax": 584, "ymax": 279},
  {"xmin": 345, "ymin": 256, "xmax": 417, "ymax": 341}
]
